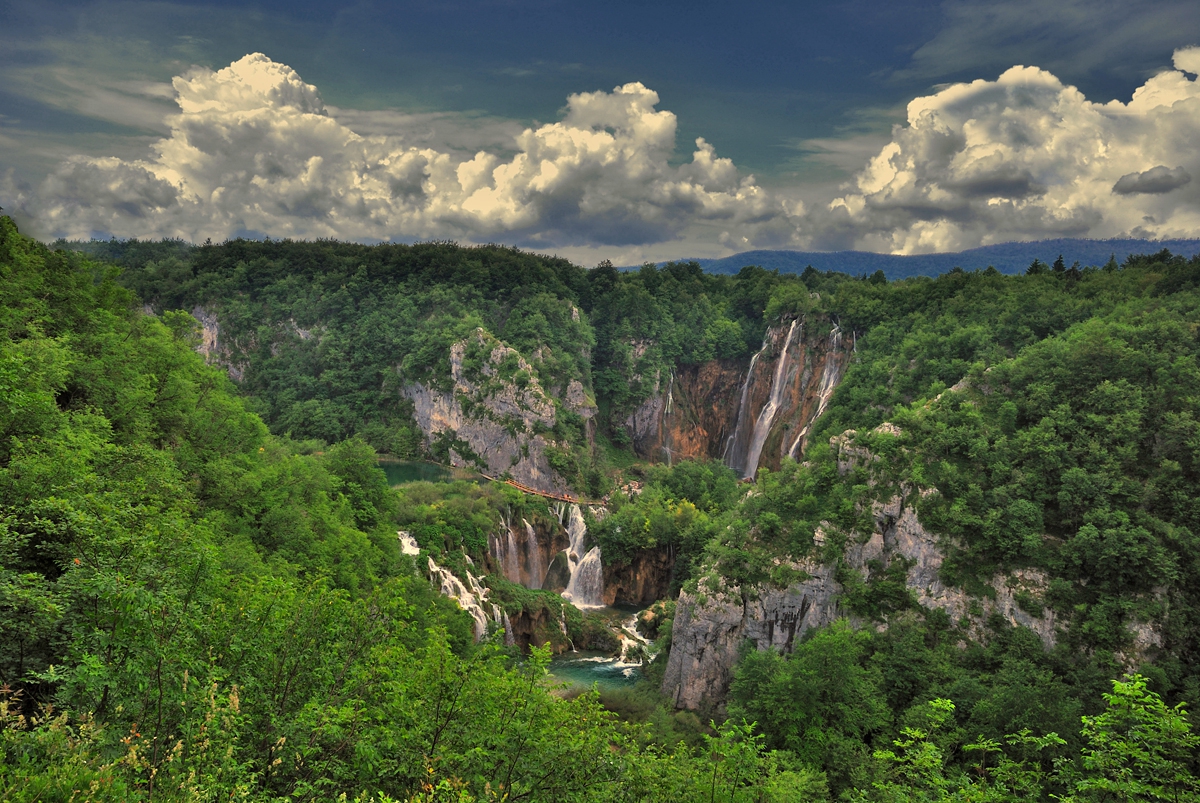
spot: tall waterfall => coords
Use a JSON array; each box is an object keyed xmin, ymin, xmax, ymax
[
  {"xmin": 662, "ymin": 371, "xmax": 675, "ymax": 466},
  {"xmin": 722, "ymin": 340, "xmax": 767, "ymax": 473},
  {"xmin": 523, "ymin": 518, "xmax": 544, "ymax": 589},
  {"xmin": 562, "ymin": 504, "xmax": 604, "ymax": 608},
  {"xmin": 741, "ymin": 319, "xmax": 799, "ymax": 480},
  {"xmin": 787, "ymin": 323, "xmax": 843, "ymax": 459}
]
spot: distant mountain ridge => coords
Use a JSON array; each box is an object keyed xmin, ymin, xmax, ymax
[{"xmin": 635, "ymin": 238, "xmax": 1200, "ymax": 279}]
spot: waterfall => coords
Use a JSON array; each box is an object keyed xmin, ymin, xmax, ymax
[
  {"xmin": 427, "ymin": 557, "xmax": 491, "ymax": 641},
  {"xmin": 741, "ymin": 319, "xmax": 799, "ymax": 480},
  {"xmin": 558, "ymin": 610, "xmax": 575, "ymax": 652},
  {"xmin": 561, "ymin": 504, "xmax": 604, "ymax": 608},
  {"xmin": 787, "ymin": 324, "xmax": 843, "ymax": 459},
  {"xmin": 523, "ymin": 518, "xmax": 545, "ymax": 589},
  {"xmin": 617, "ymin": 613, "xmax": 655, "ymax": 664},
  {"xmin": 397, "ymin": 531, "xmax": 420, "ymax": 555},
  {"xmin": 504, "ymin": 525, "xmax": 521, "ymax": 583},
  {"xmin": 501, "ymin": 610, "xmax": 515, "ymax": 646},
  {"xmin": 489, "ymin": 522, "xmax": 523, "ymax": 585},
  {"xmin": 722, "ymin": 339, "xmax": 767, "ymax": 472},
  {"xmin": 662, "ymin": 371, "xmax": 675, "ymax": 466}
]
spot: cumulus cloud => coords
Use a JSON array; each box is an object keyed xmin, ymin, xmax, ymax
[
  {"xmin": 806, "ymin": 48, "xmax": 1200, "ymax": 253},
  {"xmin": 13, "ymin": 49, "xmax": 1200, "ymax": 255},
  {"xmin": 18, "ymin": 53, "xmax": 774, "ymax": 247},
  {"xmin": 1173, "ymin": 45, "xmax": 1200, "ymax": 74}
]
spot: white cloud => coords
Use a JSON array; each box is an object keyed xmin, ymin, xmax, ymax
[
  {"xmin": 1177, "ymin": 46, "xmax": 1200, "ymax": 75},
  {"xmin": 19, "ymin": 53, "xmax": 775, "ymax": 248},
  {"xmin": 14, "ymin": 49, "xmax": 1200, "ymax": 256},
  {"xmin": 805, "ymin": 49, "xmax": 1200, "ymax": 253}
]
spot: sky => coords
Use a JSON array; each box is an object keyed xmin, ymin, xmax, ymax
[{"xmin": 2, "ymin": 0, "xmax": 1199, "ymax": 264}]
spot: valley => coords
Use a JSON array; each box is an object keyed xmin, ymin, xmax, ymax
[{"xmin": 5, "ymin": 219, "xmax": 1200, "ymax": 801}]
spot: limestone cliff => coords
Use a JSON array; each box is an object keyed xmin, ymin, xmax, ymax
[
  {"xmin": 661, "ymin": 490, "xmax": 1062, "ymax": 711},
  {"xmin": 404, "ymin": 329, "xmax": 589, "ymax": 494},
  {"xmin": 190, "ymin": 306, "xmax": 248, "ymax": 382},
  {"xmin": 624, "ymin": 361, "xmax": 748, "ymax": 463}
]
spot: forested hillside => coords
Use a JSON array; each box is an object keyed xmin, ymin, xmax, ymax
[{"xmin": 5, "ymin": 219, "xmax": 1200, "ymax": 800}]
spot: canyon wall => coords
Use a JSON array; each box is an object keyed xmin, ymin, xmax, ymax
[{"xmin": 625, "ymin": 315, "xmax": 852, "ymax": 478}]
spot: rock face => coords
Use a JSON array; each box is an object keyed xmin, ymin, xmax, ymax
[
  {"xmin": 191, "ymin": 306, "xmax": 247, "ymax": 382},
  {"xmin": 662, "ymin": 489, "xmax": 1062, "ymax": 712},
  {"xmin": 663, "ymin": 564, "xmax": 844, "ymax": 711},
  {"xmin": 404, "ymin": 329, "xmax": 572, "ymax": 493},
  {"xmin": 624, "ymin": 315, "xmax": 852, "ymax": 477},
  {"xmin": 563, "ymin": 379, "xmax": 599, "ymax": 443},
  {"xmin": 507, "ymin": 605, "xmax": 572, "ymax": 655},
  {"xmin": 603, "ymin": 547, "xmax": 674, "ymax": 607},
  {"xmin": 624, "ymin": 361, "xmax": 747, "ymax": 463}
]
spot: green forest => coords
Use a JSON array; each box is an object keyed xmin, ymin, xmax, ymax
[{"xmin": 4, "ymin": 215, "xmax": 1200, "ymax": 801}]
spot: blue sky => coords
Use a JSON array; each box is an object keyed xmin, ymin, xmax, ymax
[{"xmin": 2, "ymin": 0, "xmax": 1199, "ymax": 263}]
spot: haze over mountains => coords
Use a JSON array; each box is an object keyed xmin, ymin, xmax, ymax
[{"xmin": 637, "ymin": 237, "xmax": 1200, "ymax": 279}]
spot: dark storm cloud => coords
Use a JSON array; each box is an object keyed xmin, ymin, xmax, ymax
[{"xmin": 1112, "ymin": 165, "xmax": 1193, "ymax": 195}]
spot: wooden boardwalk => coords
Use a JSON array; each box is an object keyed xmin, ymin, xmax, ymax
[
  {"xmin": 477, "ymin": 472, "xmax": 585, "ymax": 504},
  {"xmin": 382, "ymin": 458, "xmax": 598, "ymax": 505}
]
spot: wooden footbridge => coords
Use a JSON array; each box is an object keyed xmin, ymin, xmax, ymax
[
  {"xmin": 477, "ymin": 472, "xmax": 589, "ymax": 504},
  {"xmin": 381, "ymin": 458, "xmax": 597, "ymax": 504}
]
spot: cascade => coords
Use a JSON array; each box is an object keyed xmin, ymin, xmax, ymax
[
  {"xmin": 523, "ymin": 518, "xmax": 545, "ymax": 589},
  {"xmin": 722, "ymin": 339, "xmax": 767, "ymax": 472},
  {"xmin": 397, "ymin": 531, "xmax": 420, "ymax": 555},
  {"xmin": 558, "ymin": 610, "xmax": 576, "ymax": 652},
  {"xmin": 618, "ymin": 613, "xmax": 655, "ymax": 664},
  {"xmin": 562, "ymin": 504, "xmax": 605, "ymax": 608},
  {"xmin": 427, "ymin": 557, "xmax": 491, "ymax": 641},
  {"xmin": 786, "ymin": 323, "xmax": 843, "ymax": 459},
  {"xmin": 741, "ymin": 319, "xmax": 799, "ymax": 480}
]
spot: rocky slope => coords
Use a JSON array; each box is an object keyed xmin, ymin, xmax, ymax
[
  {"xmin": 661, "ymin": 489, "xmax": 1065, "ymax": 711},
  {"xmin": 660, "ymin": 423, "xmax": 1079, "ymax": 711},
  {"xmin": 402, "ymin": 329, "xmax": 595, "ymax": 494}
]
